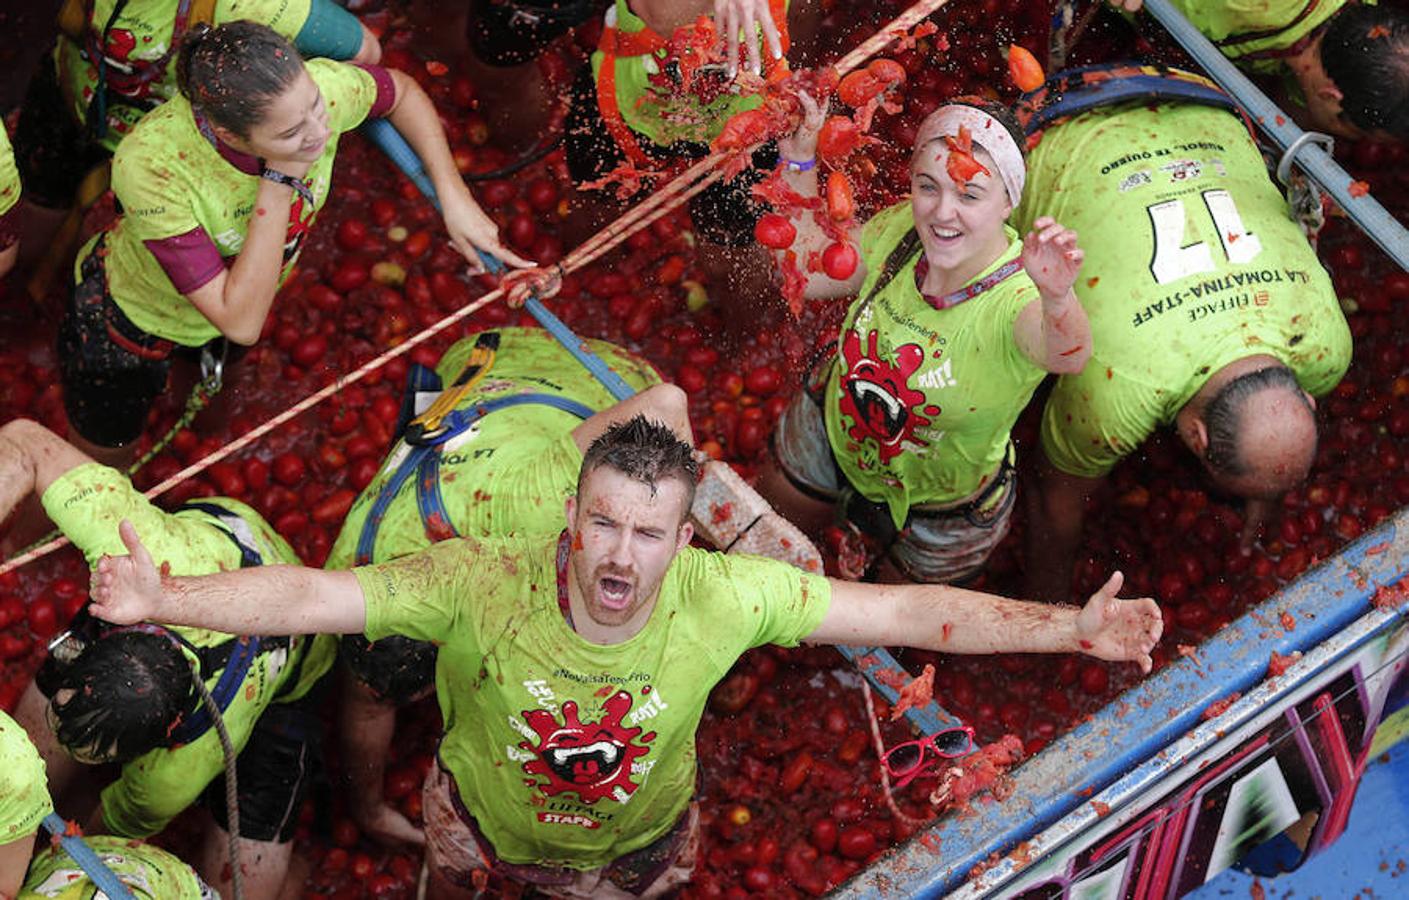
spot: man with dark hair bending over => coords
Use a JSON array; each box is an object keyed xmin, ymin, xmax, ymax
[
  {"xmin": 1014, "ymin": 69, "xmax": 1352, "ymax": 602},
  {"xmin": 0, "ymin": 419, "xmax": 335, "ymax": 900},
  {"xmin": 92, "ymin": 415, "xmax": 1163, "ymax": 898},
  {"xmin": 1113, "ymin": 0, "xmax": 1409, "ymax": 141}
]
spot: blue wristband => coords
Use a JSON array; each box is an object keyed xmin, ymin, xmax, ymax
[{"xmin": 784, "ymin": 157, "xmax": 817, "ymax": 173}]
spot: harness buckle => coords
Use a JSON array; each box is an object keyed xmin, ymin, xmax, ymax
[
  {"xmin": 1276, "ymin": 132, "xmax": 1333, "ymax": 241},
  {"xmin": 199, "ymin": 343, "xmax": 225, "ymax": 396}
]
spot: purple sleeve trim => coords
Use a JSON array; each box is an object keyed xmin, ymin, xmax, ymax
[
  {"xmin": 0, "ymin": 206, "xmax": 18, "ymax": 251},
  {"xmin": 144, "ymin": 227, "xmax": 226, "ymax": 295},
  {"xmin": 354, "ymin": 64, "xmax": 397, "ymax": 119}
]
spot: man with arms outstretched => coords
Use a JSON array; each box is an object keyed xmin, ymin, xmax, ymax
[{"xmin": 91, "ymin": 416, "xmax": 1163, "ymax": 898}]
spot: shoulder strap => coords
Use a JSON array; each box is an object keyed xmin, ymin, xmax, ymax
[{"xmin": 854, "ymin": 227, "xmax": 922, "ymax": 317}]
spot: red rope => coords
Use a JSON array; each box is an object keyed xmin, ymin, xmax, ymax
[{"xmin": 0, "ymin": 0, "xmax": 952, "ymax": 577}]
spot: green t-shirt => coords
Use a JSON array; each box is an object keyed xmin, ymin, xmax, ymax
[
  {"xmin": 590, "ymin": 0, "xmax": 781, "ymax": 147},
  {"xmin": 326, "ymin": 328, "xmax": 663, "ymax": 569},
  {"xmin": 823, "ymin": 202, "xmax": 1043, "ymax": 528},
  {"xmin": 54, "ymin": 0, "xmax": 314, "ymax": 153},
  {"xmin": 0, "ymin": 710, "xmax": 51, "ymax": 846},
  {"xmin": 356, "ymin": 536, "xmax": 831, "ymax": 869},
  {"xmin": 1165, "ymin": 0, "xmax": 1347, "ymax": 73},
  {"xmin": 83, "ymin": 58, "xmax": 379, "ymax": 346},
  {"xmin": 21, "ymin": 837, "xmax": 206, "ymax": 899},
  {"xmin": 1014, "ymin": 101, "xmax": 1351, "ymax": 479},
  {"xmin": 0, "ymin": 126, "xmax": 18, "ymax": 218},
  {"xmin": 41, "ymin": 463, "xmax": 335, "ymax": 837}
]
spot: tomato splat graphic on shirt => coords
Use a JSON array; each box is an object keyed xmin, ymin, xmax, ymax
[
  {"xmin": 520, "ymin": 690, "xmax": 654, "ymax": 804},
  {"xmin": 838, "ymin": 329, "xmax": 939, "ymax": 463}
]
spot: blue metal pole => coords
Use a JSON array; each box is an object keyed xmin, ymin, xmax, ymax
[
  {"xmin": 1142, "ymin": 0, "xmax": 1409, "ymax": 272},
  {"xmin": 42, "ymin": 814, "xmax": 138, "ymax": 900},
  {"xmin": 361, "ymin": 118, "xmax": 965, "ymax": 740}
]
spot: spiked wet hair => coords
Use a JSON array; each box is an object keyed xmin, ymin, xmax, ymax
[
  {"xmin": 578, "ymin": 415, "xmax": 700, "ymax": 517},
  {"xmin": 1322, "ymin": 5, "xmax": 1409, "ymax": 139}
]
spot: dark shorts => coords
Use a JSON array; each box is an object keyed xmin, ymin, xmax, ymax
[
  {"xmin": 340, "ymin": 633, "xmax": 438, "ymax": 706},
  {"xmin": 202, "ymin": 687, "xmax": 324, "ymax": 844},
  {"xmin": 467, "ymin": 0, "xmax": 608, "ymax": 67},
  {"xmin": 13, "ymin": 53, "xmax": 112, "ymax": 210},
  {"xmin": 58, "ymin": 244, "xmax": 235, "ymax": 447},
  {"xmin": 564, "ymin": 65, "xmax": 776, "ymax": 247},
  {"xmin": 59, "ymin": 247, "xmax": 176, "ymax": 447}
]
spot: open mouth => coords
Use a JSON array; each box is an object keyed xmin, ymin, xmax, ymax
[
  {"xmin": 930, "ymin": 225, "xmax": 963, "ymax": 244},
  {"xmin": 598, "ymin": 576, "xmax": 634, "ymax": 611},
  {"xmin": 847, "ymin": 379, "xmax": 908, "ymax": 442},
  {"xmin": 547, "ymin": 740, "xmax": 622, "ymax": 783}
]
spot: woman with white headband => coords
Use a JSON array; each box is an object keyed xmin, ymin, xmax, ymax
[{"xmin": 759, "ymin": 96, "xmax": 1092, "ymax": 584}]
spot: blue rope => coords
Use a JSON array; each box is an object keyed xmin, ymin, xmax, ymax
[
  {"xmin": 1142, "ymin": 0, "xmax": 1409, "ymax": 271},
  {"xmin": 42, "ymin": 814, "xmax": 138, "ymax": 900}
]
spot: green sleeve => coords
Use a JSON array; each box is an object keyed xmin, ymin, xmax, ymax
[
  {"xmin": 306, "ymin": 58, "xmax": 379, "ymax": 134},
  {"xmin": 0, "ymin": 127, "xmax": 18, "ymax": 218},
  {"xmin": 40, "ymin": 464, "xmax": 240, "ymax": 573},
  {"xmin": 356, "ymin": 537, "xmax": 490, "ymax": 644},
  {"xmin": 706, "ymin": 551, "xmax": 833, "ymax": 650},
  {"xmin": 1040, "ymin": 362, "xmax": 1163, "ymax": 478},
  {"xmin": 220, "ymin": 0, "xmax": 315, "ymax": 39},
  {"xmin": 0, "ymin": 711, "xmax": 51, "ymax": 844}
]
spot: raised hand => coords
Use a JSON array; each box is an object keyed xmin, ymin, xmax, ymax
[
  {"xmin": 1022, "ymin": 216, "xmax": 1084, "ymax": 301},
  {"xmin": 778, "ymin": 90, "xmax": 825, "ymax": 165},
  {"xmin": 1074, "ymin": 571, "xmax": 1163, "ymax": 673},
  {"xmin": 714, "ymin": 0, "xmax": 785, "ymax": 77},
  {"xmin": 89, "ymin": 520, "xmax": 163, "ymax": 625}
]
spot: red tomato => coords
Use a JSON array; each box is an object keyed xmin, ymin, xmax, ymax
[
  {"xmin": 1007, "ymin": 44, "xmax": 1046, "ymax": 92},
  {"xmin": 744, "ymin": 365, "xmax": 781, "ymax": 396},
  {"xmin": 335, "ymin": 219, "xmax": 368, "ymax": 252},
  {"xmin": 837, "ymin": 827, "xmax": 877, "ymax": 860},
  {"xmin": 27, "ymin": 599, "xmax": 58, "ymax": 638},
  {"xmin": 826, "ymin": 171, "xmax": 855, "ymax": 222},
  {"xmin": 866, "ymin": 58, "xmax": 906, "ymax": 85},
  {"xmin": 272, "ymin": 452, "xmax": 306, "ymax": 487},
  {"xmin": 292, "ymin": 335, "xmax": 329, "ymax": 368},
  {"xmin": 754, "ymin": 214, "xmax": 798, "ymax": 250},
  {"xmin": 837, "ymin": 70, "xmax": 885, "ymax": 107},
  {"xmin": 817, "ymin": 116, "xmax": 863, "ymax": 166},
  {"xmin": 822, "ymin": 242, "xmax": 860, "ymax": 280}
]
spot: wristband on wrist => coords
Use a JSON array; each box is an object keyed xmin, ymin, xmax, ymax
[
  {"xmin": 259, "ymin": 167, "xmax": 314, "ymax": 205},
  {"xmin": 783, "ymin": 157, "xmax": 816, "ymax": 173}
]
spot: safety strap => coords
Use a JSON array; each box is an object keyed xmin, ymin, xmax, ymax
[
  {"xmin": 41, "ymin": 814, "xmax": 138, "ymax": 900},
  {"xmin": 596, "ymin": 0, "xmax": 790, "ymax": 165},
  {"xmin": 79, "ymin": 0, "xmax": 213, "ymax": 138},
  {"xmin": 1014, "ymin": 63, "xmax": 1245, "ymax": 137},
  {"xmin": 354, "ymin": 392, "xmax": 597, "ymax": 565},
  {"xmin": 162, "ymin": 501, "xmax": 271, "ymax": 745}
]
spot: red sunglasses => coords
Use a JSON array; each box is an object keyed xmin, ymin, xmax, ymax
[{"xmin": 881, "ymin": 724, "xmax": 976, "ymax": 789}]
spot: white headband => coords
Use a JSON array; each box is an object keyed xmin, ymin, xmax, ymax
[{"xmin": 913, "ymin": 105, "xmax": 1025, "ymax": 207}]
